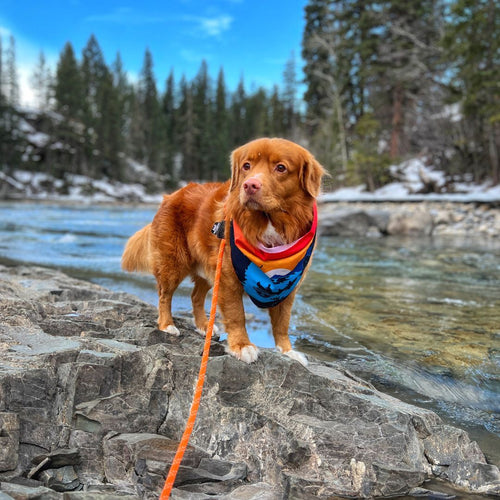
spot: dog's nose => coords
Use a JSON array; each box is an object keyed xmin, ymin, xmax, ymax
[{"xmin": 243, "ymin": 177, "xmax": 262, "ymax": 195}]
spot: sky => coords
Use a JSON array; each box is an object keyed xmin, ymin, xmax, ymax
[{"xmin": 0, "ymin": 0, "xmax": 308, "ymax": 107}]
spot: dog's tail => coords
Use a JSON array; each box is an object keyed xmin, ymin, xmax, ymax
[{"xmin": 121, "ymin": 223, "xmax": 153, "ymax": 273}]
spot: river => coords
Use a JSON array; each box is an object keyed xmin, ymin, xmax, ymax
[{"xmin": 0, "ymin": 201, "xmax": 498, "ymax": 468}]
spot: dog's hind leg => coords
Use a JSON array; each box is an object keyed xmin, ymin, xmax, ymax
[
  {"xmin": 191, "ymin": 276, "xmax": 218, "ymax": 336},
  {"xmin": 155, "ymin": 268, "xmax": 186, "ymax": 335}
]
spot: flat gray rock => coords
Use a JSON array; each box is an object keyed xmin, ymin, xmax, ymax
[{"xmin": 0, "ymin": 264, "xmax": 498, "ymax": 499}]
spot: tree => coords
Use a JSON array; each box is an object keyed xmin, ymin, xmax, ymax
[
  {"xmin": 230, "ymin": 77, "xmax": 247, "ymax": 146},
  {"xmin": 0, "ymin": 36, "xmax": 22, "ymax": 172},
  {"xmin": 31, "ymin": 51, "xmax": 53, "ymax": 112},
  {"xmin": 5, "ymin": 36, "xmax": 19, "ymax": 107},
  {"xmin": 302, "ymin": 0, "xmax": 348, "ymax": 174},
  {"xmin": 213, "ymin": 68, "xmax": 230, "ymax": 180},
  {"xmin": 177, "ymin": 75, "xmax": 197, "ymax": 179},
  {"xmin": 192, "ymin": 60, "xmax": 213, "ymax": 179},
  {"xmin": 269, "ymin": 85, "xmax": 286, "ymax": 138},
  {"xmin": 442, "ymin": 0, "xmax": 499, "ymax": 184},
  {"xmin": 80, "ymin": 35, "xmax": 111, "ymax": 175},
  {"xmin": 302, "ymin": 0, "xmax": 444, "ymax": 187},
  {"xmin": 136, "ymin": 48, "xmax": 163, "ymax": 172},
  {"xmin": 282, "ymin": 51, "xmax": 298, "ymax": 137},
  {"xmin": 54, "ymin": 42, "xmax": 83, "ymax": 119},
  {"xmin": 162, "ymin": 70, "xmax": 176, "ymax": 181},
  {"xmin": 372, "ymin": 0, "xmax": 444, "ymax": 159}
]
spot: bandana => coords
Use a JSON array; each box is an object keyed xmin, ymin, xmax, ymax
[{"xmin": 229, "ymin": 204, "xmax": 317, "ymax": 308}]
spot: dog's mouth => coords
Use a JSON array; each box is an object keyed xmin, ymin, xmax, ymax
[
  {"xmin": 240, "ymin": 187, "xmax": 281, "ymax": 213},
  {"xmin": 243, "ymin": 197, "xmax": 264, "ymax": 210}
]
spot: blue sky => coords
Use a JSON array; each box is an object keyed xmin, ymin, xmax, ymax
[{"xmin": 0, "ymin": 0, "xmax": 308, "ymax": 106}]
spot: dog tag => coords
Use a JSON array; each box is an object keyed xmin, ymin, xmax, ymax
[{"xmin": 211, "ymin": 221, "xmax": 226, "ymax": 239}]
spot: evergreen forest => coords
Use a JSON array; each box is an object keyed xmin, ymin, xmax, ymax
[{"xmin": 0, "ymin": 0, "xmax": 498, "ymax": 192}]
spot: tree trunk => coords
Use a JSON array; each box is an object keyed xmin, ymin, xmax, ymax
[
  {"xmin": 390, "ymin": 84, "xmax": 404, "ymax": 159},
  {"xmin": 487, "ymin": 121, "xmax": 499, "ymax": 185}
]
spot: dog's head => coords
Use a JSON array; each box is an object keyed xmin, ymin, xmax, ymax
[{"xmin": 229, "ymin": 138, "xmax": 325, "ymax": 213}]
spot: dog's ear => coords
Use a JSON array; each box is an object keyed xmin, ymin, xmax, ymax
[
  {"xmin": 229, "ymin": 146, "xmax": 243, "ymax": 192},
  {"xmin": 300, "ymin": 153, "xmax": 326, "ymax": 198}
]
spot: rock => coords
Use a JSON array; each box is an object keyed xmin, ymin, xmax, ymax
[
  {"xmin": 38, "ymin": 466, "xmax": 81, "ymax": 492},
  {"xmin": 0, "ymin": 413, "xmax": 19, "ymax": 472},
  {"xmin": 318, "ymin": 200, "xmax": 499, "ymax": 238},
  {"xmin": 387, "ymin": 209, "xmax": 434, "ymax": 236},
  {"xmin": 444, "ymin": 461, "xmax": 500, "ymax": 494},
  {"xmin": 424, "ymin": 426, "xmax": 486, "ymax": 466},
  {"xmin": 319, "ymin": 208, "xmax": 384, "ymax": 236},
  {"xmin": 0, "ymin": 264, "xmax": 498, "ymax": 499},
  {"xmin": 0, "ymin": 480, "xmax": 61, "ymax": 500}
]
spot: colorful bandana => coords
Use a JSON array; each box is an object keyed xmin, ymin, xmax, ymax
[{"xmin": 229, "ymin": 204, "xmax": 317, "ymax": 308}]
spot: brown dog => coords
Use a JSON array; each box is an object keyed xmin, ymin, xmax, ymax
[{"xmin": 121, "ymin": 138, "xmax": 325, "ymax": 365}]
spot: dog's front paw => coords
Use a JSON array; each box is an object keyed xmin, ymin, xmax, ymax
[
  {"xmin": 227, "ymin": 344, "xmax": 259, "ymax": 363},
  {"xmin": 281, "ymin": 348, "xmax": 308, "ymax": 367},
  {"xmin": 161, "ymin": 324, "xmax": 180, "ymax": 336},
  {"xmin": 195, "ymin": 323, "xmax": 219, "ymax": 338}
]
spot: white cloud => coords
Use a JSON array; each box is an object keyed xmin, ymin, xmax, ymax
[
  {"xmin": 198, "ymin": 15, "xmax": 233, "ymax": 37},
  {"xmin": 183, "ymin": 14, "xmax": 233, "ymax": 38}
]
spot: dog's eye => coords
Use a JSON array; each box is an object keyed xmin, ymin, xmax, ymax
[
  {"xmin": 242, "ymin": 162, "xmax": 251, "ymax": 171},
  {"xmin": 275, "ymin": 164, "xmax": 287, "ymax": 173}
]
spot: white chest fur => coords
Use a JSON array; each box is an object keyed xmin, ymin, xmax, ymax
[{"xmin": 260, "ymin": 220, "xmax": 285, "ymax": 247}]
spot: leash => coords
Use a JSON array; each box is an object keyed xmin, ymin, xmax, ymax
[{"xmin": 159, "ymin": 224, "xmax": 227, "ymax": 499}]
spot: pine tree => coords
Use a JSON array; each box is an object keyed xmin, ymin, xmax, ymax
[
  {"xmin": 230, "ymin": 77, "xmax": 247, "ymax": 147},
  {"xmin": 443, "ymin": 0, "xmax": 499, "ymax": 183},
  {"xmin": 282, "ymin": 51, "xmax": 298, "ymax": 137},
  {"xmin": 6, "ymin": 36, "xmax": 19, "ymax": 108},
  {"xmin": 269, "ymin": 85, "xmax": 286, "ymax": 138},
  {"xmin": 192, "ymin": 60, "xmax": 213, "ymax": 179},
  {"xmin": 177, "ymin": 75, "xmax": 197, "ymax": 179},
  {"xmin": 31, "ymin": 51, "xmax": 53, "ymax": 112},
  {"xmin": 54, "ymin": 42, "xmax": 83, "ymax": 119},
  {"xmin": 110, "ymin": 52, "xmax": 130, "ymax": 180},
  {"xmin": 0, "ymin": 36, "xmax": 22, "ymax": 171},
  {"xmin": 54, "ymin": 42, "xmax": 85, "ymax": 175},
  {"xmin": 80, "ymin": 35, "xmax": 111, "ymax": 176},
  {"xmin": 213, "ymin": 68, "xmax": 230, "ymax": 180},
  {"xmin": 137, "ymin": 48, "xmax": 163, "ymax": 172},
  {"xmin": 162, "ymin": 70, "xmax": 176, "ymax": 180}
]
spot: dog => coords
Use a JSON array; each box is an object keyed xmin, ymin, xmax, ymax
[{"xmin": 121, "ymin": 138, "xmax": 325, "ymax": 366}]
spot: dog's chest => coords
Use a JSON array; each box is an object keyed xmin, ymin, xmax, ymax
[{"xmin": 260, "ymin": 221, "xmax": 285, "ymax": 248}]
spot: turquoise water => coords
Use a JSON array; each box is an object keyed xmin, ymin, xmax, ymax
[{"xmin": 0, "ymin": 202, "xmax": 498, "ymax": 467}]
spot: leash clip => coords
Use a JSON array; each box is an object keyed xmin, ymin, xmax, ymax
[{"xmin": 211, "ymin": 220, "xmax": 225, "ymax": 239}]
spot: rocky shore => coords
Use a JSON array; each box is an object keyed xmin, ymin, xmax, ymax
[
  {"xmin": 319, "ymin": 201, "xmax": 499, "ymax": 238},
  {"xmin": 0, "ymin": 264, "xmax": 499, "ymax": 499}
]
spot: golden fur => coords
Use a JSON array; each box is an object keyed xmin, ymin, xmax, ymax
[{"xmin": 122, "ymin": 138, "xmax": 325, "ymax": 364}]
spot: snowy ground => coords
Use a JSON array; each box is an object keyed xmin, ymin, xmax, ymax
[
  {"xmin": 323, "ymin": 158, "xmax": 500, "ymax": 203},
  {"xmin": 1, "ymin": 156, "xmax": 499, "ymax": 204}
]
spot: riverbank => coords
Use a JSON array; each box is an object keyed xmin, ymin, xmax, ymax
[
  {"xmin": 319, "ymin": 201, "xmax": 500, "ymax": 238},
  {"xmin": 0, "ymin": 264, "xmax": 499, "ymax": 499}
]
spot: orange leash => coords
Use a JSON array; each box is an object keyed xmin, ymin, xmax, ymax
[{"xmin": 159, "ymin": 234, "xmax": 226, "ymax": 499}]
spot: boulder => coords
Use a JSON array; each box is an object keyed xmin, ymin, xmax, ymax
[{"xmin": 0, "ymin": 264, "xmax": 498, "ymax": 499}]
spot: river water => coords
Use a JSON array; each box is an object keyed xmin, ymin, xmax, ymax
[{"xmin": 0, "ymin": 202, "xmax": 499, "ymax": 468}]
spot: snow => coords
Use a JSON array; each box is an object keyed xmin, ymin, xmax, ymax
[
  {"xmin": 321, "ymin": 157, "xmax": 500, "ymax": 203},
  {"xmin": 1, "ymin": 155, "xmax": 499, "ymax": 204}
]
